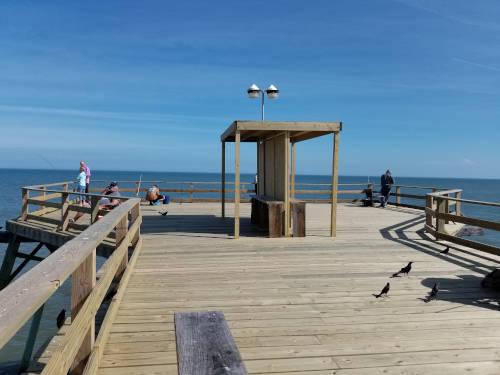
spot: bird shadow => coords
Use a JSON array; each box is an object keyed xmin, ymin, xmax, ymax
[{"xmin": 418, "ymin": 274, "xmax": 500, "ymax": 312}]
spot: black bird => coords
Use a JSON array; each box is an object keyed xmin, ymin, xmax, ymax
[
  {"xmin": 425, "ymin": 283, "xmax": 439, "ymax": 302},
  {"xmin": 159, "ymin": 210, "xmax": 168, "ymax": 216},
  {"xmin": 440, "ymin": 246, "xmax": 450, "ymax": 254},
  {"xmin": 56, "ymin": 309, "xmax": 66, "ymax": 329},
  {"xmin": 391, "ymin": 262, "xmax": 413, "ymax": 278},
  {"xmin": 373, "ymin": 282, "xmax": 390, "ymax": 298}
]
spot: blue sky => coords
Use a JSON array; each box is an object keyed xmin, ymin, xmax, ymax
[{"xmin": 0, "ymin": 0, "xmax": 499, "ymax": 178}]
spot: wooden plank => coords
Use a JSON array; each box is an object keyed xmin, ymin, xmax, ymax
[
  {"xmin": 60, "ymin": 192, "xmax": 70, "ymax": 231},
  {"xmin": 174, "ymin": 311, "xmax": 247, "ymax": 375},
  {"xmin": 291, "ymin": 201, "xmax": 306, "ymax": 237},
  {"xmin": 83, "ymin": 237, "xmax": 143, "ymax": 375},
  {"xmin": 439, "ymin": 212, "xmax": 500, "ymax": 231},
  {"xmin": 330, "ymin": 131, "xmax": 340, "ymax": 237},
  {"xmin": 22, "ymin": 188, "xmax": 29, "ymax": 220},
  {"xmin": 284, "ymin": 131, "xmax": 290, "ymax": 237},
  {"xmin": 70, "ymin": 249, "xmax": 96, "ymax": 374},
  {"xmin": 41, "ymin": 220, "xmax": 140, "ymax": 375},
  {"xmin": 26, "ymin": 199, "xmax": 62, "ymax": 209},
  {"xmin": 221, "ymin": 141, "xmax": 225, "ymax": 218},
  {"xmin": 234, "ymin": 130, "xmax": 240, "ymax": 239},
  {"xmin": 115, "ymin": 216, "xmax": 129, "ymax": 277},
  {"xmin": 290, "ymin": 142, "xmax": 295, "ymax": 200},
  {"xmin": 0, "ymin": 199, "xmax": 140, "ymax": 350}
]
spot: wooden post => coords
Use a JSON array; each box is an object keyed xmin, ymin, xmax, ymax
[
  {"xmin": 90, "ymin": 196, "xmax": 100, "ymax": 224},
  {"xmin": 234, "ymin": 130, "xmax": 241, "ymax": 239},
  {"xmin": 0, "ymin": 235, "xmax": 21, "ymax": 289},
  {"xmin": 395, "ymin": 186, "xmax": 401, "ymax": 205},
  {"xmin": 20, "ymin": 304, "xmax": 45, "ymax": 372},
  {"xmin": 436, "ymin": 197, "xmax": 446, "ymax": 237},
  {"xmin": 115, "ymin": 215, "xmax": 129, "ymax": 276},
  {"xmin": 455, "ymin": 191, "xmax": 462, "ymax": 216},
  {"xmin": 21, "ymin": 188, "xmax": 29, "ymax": 220},
  {"xmin": 70, "ymin": 249, "xmax": 96, "ymax": 374},
  {"xmin": 130, "ymin": 202, "xmax": 141, "ymax": 246},
  {"xmin": 221, "ymin": 141, "xmax": 226, "ymax": 218},
  {"xmin": 60, "ymin": 192, "xmax": 70, "ymax": 231},
  {"xmin": 63, "ymin": 183, "xmax": 69, "ymax": 192},
  {"xmin": 284, "ymin": 132, "xmax": 290, "ymax": 237},
  {"xmin": 425, "ymin": 194, "xmax": 433, "ymax": 228},
  {"xmin": 330, "ymin": 132, "xmax": 340, "ymax": 237},
  {"xmin": 290, "ymin": 142, "xmax": 295, "ymax": 200}
]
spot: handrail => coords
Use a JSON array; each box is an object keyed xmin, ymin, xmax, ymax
[
  {"xmin": 425, "ymin": 189, "xmax": 500, "ymax": 255},
  {"xmin": 0, "ymin": 184, "xmax": 142, "ymax": 373}
]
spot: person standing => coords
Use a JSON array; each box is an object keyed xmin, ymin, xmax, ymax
[
  {"xmin": 380, "ymin": 170, "xmax": 394, "ymax": 208},
  {"xmin": 80, "ymin": 161, "xmax": 91, "ymax": 194},
  {"xmin": 76, "ymin": 166, "xmax": 87, "ymax": 205}
]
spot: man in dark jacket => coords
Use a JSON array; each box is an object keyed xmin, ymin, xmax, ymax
[{"xmin": 380, "ymin": 170, "xmax": 394, "ymax": 208}]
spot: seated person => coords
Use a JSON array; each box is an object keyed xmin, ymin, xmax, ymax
[
  {"xmin": 98, "ymin": 181, "xmax": 121, "ymax": 209},
  {"xmin": 70, "ymin": 182, "xmax": 121, "ymax": 224},
  {"xmin": 145, "ymin": 185, "xmax": 165, "ymax": 205}
]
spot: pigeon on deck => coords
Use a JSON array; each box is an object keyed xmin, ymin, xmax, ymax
[
  {"xmin": 373, "ymin": 282, "xmax": 390, "ymax": 298},
  {"xmin": 56, "ymin": 309, "xmax": 66, "ymax": 329},
  {"xmin": 440, "ymin": 246, "xmax": 450, "ymax": 254},
  {"xmin": 391, "ymin": 262, "xmax": 413, "ymax": 278}
]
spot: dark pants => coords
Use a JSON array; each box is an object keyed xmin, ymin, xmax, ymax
[
  {"xmin": 381, "ymin": 186, "xmax": 391, "ymax": 207},
  {"xmin": 85, "ymin": 183, "xmax": 90, "ymax": 194}
]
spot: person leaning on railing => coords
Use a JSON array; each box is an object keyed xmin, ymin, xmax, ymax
[{"xmin": 380, "ymin": 170, "xmax": 394, "ymax": 208}]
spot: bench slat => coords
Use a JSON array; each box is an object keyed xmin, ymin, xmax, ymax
[{"xmin": 175, "ymin": 311, "xmax": 248, "ymax": 375}]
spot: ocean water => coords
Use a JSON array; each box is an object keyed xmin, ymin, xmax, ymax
[{"xmin": 0, "ymin": 168, "xmax": 498, "ymax": 368}]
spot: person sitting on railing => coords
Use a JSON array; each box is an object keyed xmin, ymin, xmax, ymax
[
  {"xmin": 145, "ymin": 185, "xmax": 167, "ymax": 205},
  {"xmin": 380, "ymin": 170, "xmax": 394, "ymax": 208}
]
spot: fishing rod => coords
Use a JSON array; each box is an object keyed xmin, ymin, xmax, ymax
[{"xmin": 136, "ymin": 174, "xmax": 143, "ymax": 196}]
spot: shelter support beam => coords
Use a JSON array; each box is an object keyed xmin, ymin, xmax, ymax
[
  {"xmin": 234, "ymin": 131, "xmax": 240, "ymax": 239},
  {"xmin": 221, "ymin": 141, "xmax": 226, "ymax": 218},
  {"xmin": 331, "ymin": 131, "xmax": 340, "ymax": 237}
]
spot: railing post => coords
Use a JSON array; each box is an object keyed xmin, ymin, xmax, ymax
[
  {"xmin": 455, "ymin": 191, "xmax": 462, "ymax": 216},
  {"xmin": 60, "ymin": 192, "xmax": 70, "ymax": 231},
  {"xmin": 395, "ymin": 186, "xmax": 401, "ymax": 205},
  {"xmin": 189, "ymin": 183, "xmax": 194, "ymax": 203},
  {"xmin": 21, "ymin": 188, "xmax": 29, "ymax": 220},
  {"xmin": 367, "ymin": 183, "xmax": 373, "ymax": 206},
  {"xmin": 130, "ymin": 203, "xmax": 141, "ymax": 246},
  {"xmin": 19, "ymin": 304, "xmax": 45, "ymax": 372},
  {"xmin": 90, "ymin": 196, "xmax": 100, "ymax": 224},
  {"xmin": 436, "ymin": 197, "xmax": 446, "ymax": 237},
  {"xmin": 115, "ymin": 215, "xmax": 129, "ymax": 277},
  {"xmin": 425, "ymin": 194, "xmax": 433, "ymax": 228},
  {"xmin": 70, "ymin": 249, "xmax": 96, "ymax": 374}
]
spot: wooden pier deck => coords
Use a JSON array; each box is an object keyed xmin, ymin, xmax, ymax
[{"xmin": 92, "ymin": 202, "xmax": 500, "ymax": 375}]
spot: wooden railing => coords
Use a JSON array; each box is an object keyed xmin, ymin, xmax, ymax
[
  {"xmin": 0, "ymin": 187, "xmax": 141, "ymax": 374},
  {"xmin": 425, "ymin": 189, "xmax": 500, "ymax": 255}
]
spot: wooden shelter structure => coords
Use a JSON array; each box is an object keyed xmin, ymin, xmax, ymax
[{"xmin": 220, "ymin": 121, "xmax": 342, "ymax": 239}]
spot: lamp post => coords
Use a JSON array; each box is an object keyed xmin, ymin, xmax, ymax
[{"xmin": 247, "ymin": 84, "xmax": 279, "ymax": 121}]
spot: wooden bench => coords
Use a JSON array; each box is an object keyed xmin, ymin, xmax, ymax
[
  {"xmin": 250, "ymin": 195, "xmax": 283, "ymax": 238},
  {"xmin": 175, "ymin": 311, "xmax": 248, "ymax": 375}
]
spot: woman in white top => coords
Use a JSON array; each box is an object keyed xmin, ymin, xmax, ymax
[{"xmin": 76, "ymin": 166, "xmax": 87, "ymax": 205}]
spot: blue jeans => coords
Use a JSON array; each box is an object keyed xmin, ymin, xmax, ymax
[{"xmin": 77, "ymin": 185, "xmax": 86, "ymax": 202}]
